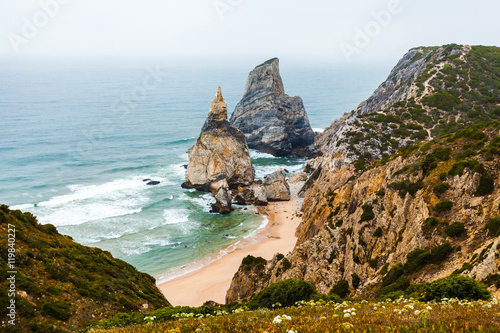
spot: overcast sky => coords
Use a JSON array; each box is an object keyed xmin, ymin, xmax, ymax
[{"xmin": 0, "ymin": 0, "xmax": 498, "ymax": 64}]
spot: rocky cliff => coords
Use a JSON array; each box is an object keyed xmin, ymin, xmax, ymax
[
  {"xmin": 319, "ymin": 45, "xmax": 500, "ymax": 167},
  {"xmin": 227, "ymin": 122, "xmax": 500, "ymax": 302},
  {"xmin": 185, "ymin": 87, "xmax": 255, "ymax": 190},
  {"xmin": 0, "ymin": 205, "xmax": 170, "ymax": 333},
  {"xmin": 226, "ymin": 45, "xmax": 500, "ymax": 303},
  {"xmin": 230, "ymin": 58, "xmax": 317, "ymax": 157}
]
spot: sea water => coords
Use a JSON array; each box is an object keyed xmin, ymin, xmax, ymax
[{"xmin": 0, "ymin": 57, "xmax": 389, "ymax": 282}]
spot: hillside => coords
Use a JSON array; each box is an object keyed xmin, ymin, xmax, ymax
[
  {"xmin": 227, "ymin": 121, "xmax": 500, "ymax": 301},
  {"xmin": 0, "ymin": 205, "xmax": 170, "ymax": 333},
  {"xmin": 318, "ymin": 45, "xmax": 500, "ymax": 168},
  {"xmin": 226, "ymin": 45, "xmax": 500, "ymax": 304}
]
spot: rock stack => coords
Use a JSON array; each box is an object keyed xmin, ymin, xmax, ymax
[
  {"xmin": 185, "ymin": 87, "xmax": 255, "ymax": 213},
  {"xmin": 230, "ymin": 58, "xmax": 317, "ymax": 157}
]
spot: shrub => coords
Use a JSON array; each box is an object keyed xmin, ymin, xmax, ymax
[
  {"xmin": 444, "ymin": 222, "xmax": 466, "ymax": 237},
  {"xmin": 433, "ymin": 200, "xmax": 453, "ymax": 213},
  {"xmin": 486, "ymin": 217, "xmax": 500, "ymax": 236},
  {"xmin": 422, "ymin": 217, "xmax": 440, "ymax": 232},
  {"xmin": 404, "ymin": 249, "xmax": 431, "ymax": 273},
  {"xmin": 360, "ymin": 204, "xmax": 375, "ymax": 222},
  {"xmin": 433, "ymin": 183, "xmax": 451, "ymax": 197},
  {"xmin": 329, "ymin": 280, "xmax": 349, "ymax": 298},
  {"xmin": 378, "ymin": 276, "xmax": 411, "ymax": 297},
  {"xmin": 241, "ymin": 255, "xmax": 267, "ymax": 271},
  {"xmin": 351, "ymin": 273, "xmax": 361, "ymax": 289},
  {"xmin": 422, "ymin": 93, "xmax": 460, "ymax": 111},
  {"xmin": 420, "ymin": 275, "xmax": 490, "ymax": 301},
  {"xmin": 281, "ymin": 258, "xmax": 292, "ymax": 271},
  {"xmin": 380, "ymin": 263, "xmax": 389, "ymax": 275},
  {"xmin": 373, "ymin": 227, "xmax": 383, "ymax": 237},
  {"xmin": 474, "ymin": 173, "xmax": 495, "ymax": 197},
  {"xmin": 429, "ymin": 243, "xmax": 453, "ymax": 264},
  {"xmin": 250, "ymin": 279, "xmax": 316, "ymax": 309},
  {"xmin": 389, "ymin": 180, "xmax": 424, "ymax": 198},
  {"xmin": 381, "ymin": 264, "xmax": 404, "ymax": 287},
  {"xmin": 376, "ymin": 188, "xmax": 386, "ymax": 197},
  {"xmin": 41, "ymin": 300, "xmax": 71, "ymax": 321}
]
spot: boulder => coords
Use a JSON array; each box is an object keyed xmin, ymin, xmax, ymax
[
  {"xmin": 252, "ymin": 185, "xmax": 268, "ymax": 206},
  {"xmin": 288, "ymin": 172, "xmax": 308, "ymax": 184},
  {"xmin": 261, "ymin": 169, "xmax": 290, "ymax": 201},
  {"xmin": 209, "ymin": 176, "xmax": 232, "ymax": 214},
  {"xmin": 230, "ymin": 58, "xmax": 317, "ymax": 157},
  {"xmin": 185, "ymin": 87, "xmax": 255, "ymax": 190}
]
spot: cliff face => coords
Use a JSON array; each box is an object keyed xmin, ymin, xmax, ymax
[
  {"xmin": 230, "ymin": 58, "xmax": 317, "ymax": 157},
  {"xmin": 185, "ymin": 87, "xmax": 255, "ymax": 190},
  {"xmin": 227, "ymin": 123, "xmax": 500, "ymax": 302},
  {"xmin": 0, "ymin": 205, "xmax": 170, "ymax": 333},
  {"xmin": 226, "ymin": 45, "xmax": 500, "ymax": 303}
]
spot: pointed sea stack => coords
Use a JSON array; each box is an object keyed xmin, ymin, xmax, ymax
[
  {"xmin": 230, "ymin": 58, "xmax": 316, "ymax": 157},
  {"xmin": 185, "ymin": 87, "xmax": 255, "ymax": 191}
]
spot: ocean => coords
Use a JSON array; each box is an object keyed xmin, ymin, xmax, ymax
[{"xmin": 0, "ymin": 57, "xmax": 389, "ymax": 283}]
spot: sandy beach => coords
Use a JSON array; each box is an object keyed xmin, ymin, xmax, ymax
[{"xmin": 157, "ymin": 198, "xmax": 302, "ymax": 307}]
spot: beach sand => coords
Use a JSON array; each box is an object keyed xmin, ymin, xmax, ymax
[{"xmin": 157, "ymin": 198, "xmax": 302, "ymax": 307}]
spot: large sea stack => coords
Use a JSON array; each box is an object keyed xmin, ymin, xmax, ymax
[
  {"xmin": 230, "ymin": 58, "xmax": 316, "ymax": 157},
  {"xmin": 185, "ymin": 87, "xmax": 255, "ymax": 191}
]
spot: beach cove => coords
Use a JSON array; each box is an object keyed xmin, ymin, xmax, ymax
[{"xmin": 158, "ymin": 187, "xmax": 304, "ymax": 306}]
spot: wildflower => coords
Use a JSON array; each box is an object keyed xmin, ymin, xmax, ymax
[
  {"xmin": 414, "ymin": 310, "xmax": 421, "ymax": 315},
  {"xmin": 287, "ymin": 329, "xmax": 298, "ymax": 333},
  {"xmin": 273, "ymin": 317, "xmax": 282, "ymax": 324},
  {"xmin": 344, "ymin": 313, "xmax": 351, "ymax": 318},
  {"xmin": 426, "ymin": 306, "xmax": 432, "ymax": 311},
  {"xmin": 342, "ymin": 322, "xmax": 354, "ymax": 330}
]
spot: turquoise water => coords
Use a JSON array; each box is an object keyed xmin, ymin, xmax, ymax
[{"xmin": 0, "ymin": 57, "xmax": 389, "ymax": 281}]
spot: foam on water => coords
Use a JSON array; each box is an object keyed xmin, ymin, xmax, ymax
[
  {"xmin": 163, "ymin": 209, "xmax": 189, "ymax": 225},
  {"xmin": 250, "ymin": 150, "xmax": 276, "ymax": 159}
]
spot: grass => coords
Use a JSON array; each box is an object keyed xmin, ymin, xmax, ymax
[{"xmin": 90, "ymin": 297, "xmax": 500, "ymax": 332}]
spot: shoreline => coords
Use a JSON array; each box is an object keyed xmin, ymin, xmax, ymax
[{"xmin": 157, "ymin": 197, "xmax": 302, "ymax": 307}]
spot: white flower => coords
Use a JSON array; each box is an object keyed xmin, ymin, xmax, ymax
[
  {"xmin": 273, "ymin": 317, "xmax": 282, "ymax": 324},
  {"xmin": 287, "ymin": 329, "xmax": 298, "ymax": 333},
  {"xmin": 426, "ymin": 306, "xmax": 432, "ymax": 311},
  {"xmin": 414, "ymin": 310, "xmax": 421, "ymax": 315},
  {"xmin": 344, "ymin": 313, "xmax": 351, "ymax": 318}
]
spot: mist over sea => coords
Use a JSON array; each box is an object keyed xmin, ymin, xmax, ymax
[{"xmin": 0, "ymin": 57, "xmax": 389, "ymax": 282}]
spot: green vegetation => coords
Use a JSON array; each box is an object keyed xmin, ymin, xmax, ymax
[
  {"xmin": 486, "ymin": 217, "xmax": 500, "ymax": 236},
  {"xmin": 241, "ymin": 255, "xmax": 267, "ymax": 271},
  {"xmin": 351, "ymin": 274, "xmax": 361, "ymax": 289},
  {"xmin": 0, "ymin": 205, "xmax": 170, "ymax": 333},
  {"xmin": 359, "ymin": 204, "xmax": 375, "ymax": 222},
  {"xmin": 433, "ymin": 200, "xmax": 453, "ymax": 213},
  {"xmin": 249, "ymin": 279, "xmax": 317, "ymax": 309},
  {"xmin": 444, "ymin": 222, "xmax": 466, "ymax": 237},
  {"xmin": 389, "ymin": 180, "xmax": 424, "ymax": 198},
  {"xmin": 329, "ymin": 280, "xmax": 350, "ymax": 298},
  {"xmin": 373, "ymin": 227, "xmax": 383, "ymax": 237},
  {"xmin": 410, "ymin": 275, "xmax": 490, "ymax": 302},
  {"xmin": 433, "ymin": 182, "xmax": 451, "ymax": 197}
]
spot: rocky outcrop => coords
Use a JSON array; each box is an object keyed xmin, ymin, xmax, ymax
[
  {"xmin": 209, "ymin": 175, "xmax": 232, "ymax": 214},
  {"xmin": 289, "ymin": 172, "xmax": 308, "ymax": 184},
  {"xmin": 226, "ymin": 121, "xmax": 500, "ymax": 301},
  {"xmin": 185, "ymin": 87, "xmax": 255, "ymax": 190},
  {"xmin": 230, "ymin": 58, "xmax": 316, "ymax": 157},
  {"xmin": 261, "ymin": 169, "xmax": 291, "ymax": 201}
]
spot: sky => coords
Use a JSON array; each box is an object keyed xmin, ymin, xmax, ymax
[{"xmin": 0, "ymin": 0, "xmax": 499, "ymax": 65}]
